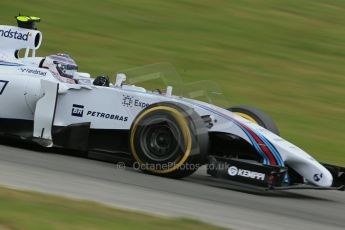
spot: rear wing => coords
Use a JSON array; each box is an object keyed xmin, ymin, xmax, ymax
[{"xmin": 0, "ymin": 16, "xmax": 42, "ymax": 59}]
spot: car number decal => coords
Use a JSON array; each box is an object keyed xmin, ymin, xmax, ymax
[{"xmin": 0, "ymin": 80, "xmax": 9, "ymax": 95}]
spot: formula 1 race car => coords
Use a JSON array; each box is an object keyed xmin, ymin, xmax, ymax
[{"xmin": 0, "ymin": 16, "xmax": 344, "ymax": 191}]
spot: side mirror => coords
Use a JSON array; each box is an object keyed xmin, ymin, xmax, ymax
[
  {"xmin": 166, "ymin": 86, "xmax": 173, "ymax": 97},
  {"xmin": 115, "ymin": 73, "xmax": 126, "ymax": 87}
]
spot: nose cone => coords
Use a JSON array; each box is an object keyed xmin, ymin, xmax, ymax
[
  {"xmin": 288, "ymin": 158, "xmax": 334, "ymax": 187},
  {"xmin": 309, "ymin": 167, "xmax": 333, "ymax": 187}
]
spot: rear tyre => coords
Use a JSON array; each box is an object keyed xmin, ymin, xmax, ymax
[
  {"xmin": 130, "ymin": 102, "xmax": 209, "ymax": 178},
  {"xmin": 228, "ymin": 105, "xmax": 280, "ymax": 136}
]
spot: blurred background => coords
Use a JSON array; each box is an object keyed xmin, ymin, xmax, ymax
[{"xmin": 1, "ymin": 0, "xmax": 344, "ymax": 165}]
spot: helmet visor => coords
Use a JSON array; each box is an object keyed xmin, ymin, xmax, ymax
[{"xmin": 55, "ymin": 62, "xmax": 78, "ymax": 79}]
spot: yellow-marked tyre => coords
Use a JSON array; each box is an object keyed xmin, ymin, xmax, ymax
[
  {"xmin": 228, "ymin": 105, "xmax": 280, "ymax": 136},
  {"xmin": 130, "ymin": 102, "xmax": 209, "ymax": 178}
]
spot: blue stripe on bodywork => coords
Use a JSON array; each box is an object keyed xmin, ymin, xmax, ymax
[{"xmin": 0, "ymin": 61, "xmax": 23, "ymax": 66}]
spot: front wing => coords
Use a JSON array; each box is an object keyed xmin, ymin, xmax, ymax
[{"xmin": 207, "ymin": 156, "xmax": 345, "ymax": 191}]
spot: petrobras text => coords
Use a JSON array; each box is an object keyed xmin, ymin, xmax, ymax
[{"xmin": 86, "ymin": 110, "xmax": 128, "ymax": 122}]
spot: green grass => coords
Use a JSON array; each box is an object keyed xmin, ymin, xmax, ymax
[
  {"xmin": 1, "ymin": 0, "xmax": 345, "ymax": 165},
  {"xmin": 0, "ymin": 186, "xmax": 224, "ymax": 230}
]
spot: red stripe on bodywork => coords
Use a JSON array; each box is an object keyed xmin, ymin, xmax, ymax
[{"xmin": 242, "ymin": 125, "xmax": 277, "ymax": 165}]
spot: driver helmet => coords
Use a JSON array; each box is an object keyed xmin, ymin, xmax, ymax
[{"xmin": 42, "ymin": 53, "xmax": 78, "ymax": 83}]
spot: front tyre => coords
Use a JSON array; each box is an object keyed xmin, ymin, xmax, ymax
[{"xmin": 130, "ymin": 102, "xmax": 209, "ymax": 178}]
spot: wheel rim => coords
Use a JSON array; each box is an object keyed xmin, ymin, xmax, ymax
[{"xmin": 140, "ymin": 119, "xmax": 181, "ymax": 162}]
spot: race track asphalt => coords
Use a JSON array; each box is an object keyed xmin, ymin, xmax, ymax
[{"xmin": 0, "ymin": 140, "xmax": 344, "ymax": 230}]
